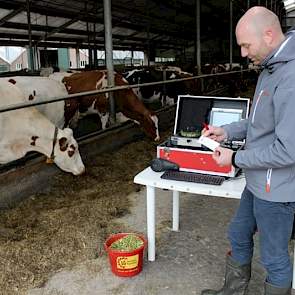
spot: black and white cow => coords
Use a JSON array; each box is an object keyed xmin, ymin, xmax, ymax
[{"xmin": 123, "ymin": 67, "xmax": 201, "ymax": 106}]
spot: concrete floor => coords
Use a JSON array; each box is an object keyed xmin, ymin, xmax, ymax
[{"xmin": 26, "ymin": 187, "xmax": 294, "ymax": 295}]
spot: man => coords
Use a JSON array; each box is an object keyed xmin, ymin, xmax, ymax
[{"xmin": 201, "ymin": 6, "xmax": 295, "ymax": 295}]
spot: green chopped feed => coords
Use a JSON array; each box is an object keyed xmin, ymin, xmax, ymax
[{"xmin": 110, "ymin": 234, "xmax": 144, "ymax": 251}]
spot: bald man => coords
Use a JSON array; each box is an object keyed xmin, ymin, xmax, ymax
[{"xmin": 201, "ymin": 6, "xmax": 295, "ymax": 295}]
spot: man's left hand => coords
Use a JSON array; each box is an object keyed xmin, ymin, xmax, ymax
[{"xmin": 212, "ymin": 146, "xmax": 234, "ymax": 166}]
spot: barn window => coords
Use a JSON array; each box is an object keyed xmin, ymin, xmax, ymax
[
  {"xmin": 155, "ymin": 57, "xmax": 175, "ymax": 63},
  {"xmin": 16, "ymin": 63, "xmax": 22, "ymax": 70},
  {"xmin": 0, "ymin": 64, "xmax": 8, "ymax": 72}
]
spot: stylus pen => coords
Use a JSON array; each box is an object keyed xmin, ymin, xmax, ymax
[{"xmin": 202, "ymin": 123, "xmax": 209, "ymax": 130}]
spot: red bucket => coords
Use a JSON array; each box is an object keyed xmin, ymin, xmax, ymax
[{"xmin": 104, "ymin": 233, "xmax": 147, "ymax": 277}]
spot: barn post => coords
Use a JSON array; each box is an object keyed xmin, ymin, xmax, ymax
[
  {"xmin": 26, "ymin": 0, "xmax": 35, "ymax": 71},
  {"xmin": 146, "ymin": 0, "xmax": 151, "ymax": 67},
  {"xmin": 162, "ymin": 68, "xmax": 167, "ymax": 106},
  {"xmin": 103, "ymin": 0, "xmax": 116, "ymax": 123},
  {"xmin": 229, "ymin": 0, "xmax": 233, "ymax": 70},
  {"xmin": 195, "ymin": 0, "xmax": 201, "ymax": 75},
  {"xmin": 131, "ymin": 49, "xmax": 134, "ymax": 67},
  {"xmin": 76, "ymin": 47, "xmax": 80, "ymax": 69},
  {"xmin": 195, "ymin": 0, "xmax": 203, "ymax": 92}
]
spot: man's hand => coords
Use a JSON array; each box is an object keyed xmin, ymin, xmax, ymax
[
  {"xmin": 212, "ymin": 146, "xmax": 233, "ymax": 166},
  {"xmin": 202, "ymin": 125, "xmax": 227, "ymax": 143}
]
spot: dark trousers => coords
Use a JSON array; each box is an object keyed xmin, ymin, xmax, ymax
[{"xmin": 228, "ymin": 188, "xmax": 295, "ymax": 287}]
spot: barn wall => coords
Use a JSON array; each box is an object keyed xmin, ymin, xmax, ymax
[{"xmin": 0, "ymin": 57, "xmax": 10, "ymax": 72}]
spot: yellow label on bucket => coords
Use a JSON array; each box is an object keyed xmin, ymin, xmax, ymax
[{"xmin": 116, "ymin": 254, "xmax": 139, "ymax": 270}]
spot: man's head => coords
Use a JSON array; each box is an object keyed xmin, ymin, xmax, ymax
[{"xmin": 236, "ymin": 6, "xmax": 285, "ymax": 65}]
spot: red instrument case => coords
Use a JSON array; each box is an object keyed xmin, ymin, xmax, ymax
[{"xmin": 157, "ymin": 95, "xmax": 250, "ymax": 177}]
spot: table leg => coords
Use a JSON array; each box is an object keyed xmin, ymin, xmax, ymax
[
  {"xmin": 172, "ymin": 190, "xmax": 180, "ymax": 231},
  {"xmin": 146, "ymin": 185, "xmax": 156, "ymax": 261}
]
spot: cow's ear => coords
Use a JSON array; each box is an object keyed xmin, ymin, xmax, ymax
[
  {"xmin": 63, "ymin": 128, "xmax": 73, "ymax": 137},
  {"xmin": 59, "ymin": 137, "xmax": 68, "ymax": 151}
]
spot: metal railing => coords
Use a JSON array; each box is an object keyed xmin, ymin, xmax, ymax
[{"xmin": 0, "ymin": 69, "xmax": 251, "ymax": 114}]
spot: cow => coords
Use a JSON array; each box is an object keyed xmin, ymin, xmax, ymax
[
  {"xmin": 123, "ymin": 67, "xmax": 201, "ymax": 106},
  {"xmin": 3, "ymin": 75, "xmax": 101, "ymax": 130},
  {"xmin": 123, "ymin": 68, "xmax": 163, "ymax": 103},
  {"xmin": 0, "ymin": 80, "xmax": 85, "ymax": 176},
  {"xmin": 60, "ymin": 70, "xmax": 160, "ymax": 141},
  {"xmin": 3, "ymin": 76, "xmax": 67, "ymax": 128},
  {"xmin": 4, "ymin": 72, "xmax": 159, "ymax": 141},
  {"xmin": 60, "ymin": 71, "xmax": 109, "ymax": 130},
  {"xmin": 112, "ymin": 72, "xmax": 160, "ymax": 141}
]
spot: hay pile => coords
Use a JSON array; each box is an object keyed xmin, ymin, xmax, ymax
[{"xmin": 0, "ymin": 133, "xmax": 167, "ymax": 295}]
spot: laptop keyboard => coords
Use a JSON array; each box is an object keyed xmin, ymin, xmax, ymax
[{"xmin": 161, "ymin": 170, "xmax": 225, "ymax": 185}]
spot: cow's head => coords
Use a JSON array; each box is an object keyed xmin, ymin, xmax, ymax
[
  {"xmin": 53, "ymin": 128, "xmax": 85, "ymax": 175},
  {"xmin": 140, "ymin": 111, "xmax": 160, "ymax": 142},
  {"xmin": 114, "ymin": 73, "xmax": 160, "ymax": 142}
]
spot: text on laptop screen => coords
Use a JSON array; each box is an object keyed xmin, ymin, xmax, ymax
[{"xmin": 210, "ymin": 108, "xmax": 243, "ymax": 127}]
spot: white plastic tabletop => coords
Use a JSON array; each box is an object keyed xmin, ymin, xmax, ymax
[{"xmin": 134, "ymin": 167, "xmax": 246, "ymax": 199}]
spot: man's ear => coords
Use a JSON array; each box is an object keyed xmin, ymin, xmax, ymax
[{"xmin": 263, "ymin": 29, "xmax": 273, "ymax": 46}]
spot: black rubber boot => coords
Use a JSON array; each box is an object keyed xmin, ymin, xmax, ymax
[
  {"xmin": 201, "ymin": 255, "xmax": 251, "ymax": 295},
  {"xmin": 264, "ymin": 281, "xmax": 291, "ymax": 295}
]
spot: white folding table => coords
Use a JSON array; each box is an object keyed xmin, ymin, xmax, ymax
[
  {"xmin": 134, "ymin": 167, "xmax": 245, "ymax": 261},
  {"xmin": 134, "ymin": 167, "xmax": 295, "ymax": 289}
]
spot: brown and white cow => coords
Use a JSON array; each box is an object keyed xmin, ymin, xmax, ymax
[
  {"xmin": 3, "ymin": 76, "xmax": 68, "ymax": 128},
  {"xmin": 113, "ymin": 72, "xmax": 160, "ymax": 141},
  {"xmin": 61, "ymin": 71, "xmax": 109, "ymax": 130},
  {"xmin": 61, "ymin": 70, "xmax": 160, "ymax": 141},
  {"xmin": 0, "ymin": 80, "xmax": 85, "ymax": 176}
]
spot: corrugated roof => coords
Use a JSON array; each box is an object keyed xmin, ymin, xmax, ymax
[{"xmin": 0, "ymin": 0, "xmax": 287, "ymax": 53}]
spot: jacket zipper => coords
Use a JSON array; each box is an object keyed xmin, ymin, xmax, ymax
[
  {"xmin": 251, "ymin": 89, "xmax": 264, "ymax": 124},
  {"xmin": 266, "ymin": 168, "xmax": 272, "ymax": 193}
]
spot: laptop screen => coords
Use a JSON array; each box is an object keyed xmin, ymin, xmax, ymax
[{"xmin": 209, "ymin": 108, "xmax": 243, "ymax": 127}]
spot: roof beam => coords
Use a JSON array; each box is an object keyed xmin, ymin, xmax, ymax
[
  {"xmin": 0, "ymin": 21, "xmax": 185, "ymax": 47},
  {"xmin": 0, "ymin": 0, "xmax": 83, "ymax": 19},
  {"xmin": 0, "ymin": 31, "xmax": 183, "ymax": 51},
  {"xmin": 0, "ymin": 0, "xmax": 193, "ymax": 41},
  {"xmin": 0, "ymin": 37, "xmax": 182, "ymax": 51}
]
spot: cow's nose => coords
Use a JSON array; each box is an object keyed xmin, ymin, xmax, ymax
[{"xmin": 73, "ymin": 166, "xmax": 86, "ymax": 176}]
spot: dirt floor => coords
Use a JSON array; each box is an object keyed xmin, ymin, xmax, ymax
[{"xmin": 0, "ymin": 131, "xmax": 165, "ymax": 295}]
